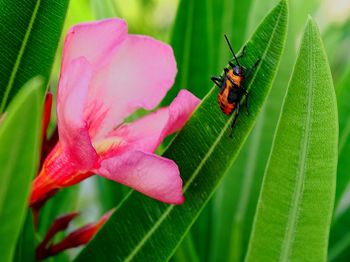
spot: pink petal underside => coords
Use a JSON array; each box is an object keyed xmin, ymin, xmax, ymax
[
  {"xmin": 61, "ymin": 18, "xmax": 127, "ymax": 73},
  {"xmin": 57, "ymin": 57, "xmax": 98, "ymax": 166},
  {"xmin": 85, "ymin": 35, "xmax": 177, "ymax": 140},
  {"xmin": 106, "ymin": 89, "xmax": 200, "ymax": 154},
  {"xmin": 97, "ymin": 151, "xmax": 184, "ymax": 204}
]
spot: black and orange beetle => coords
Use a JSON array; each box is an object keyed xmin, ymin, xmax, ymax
[{"xmin": 211, "ymin": 35, "xmax": 260, "ymax": 137}]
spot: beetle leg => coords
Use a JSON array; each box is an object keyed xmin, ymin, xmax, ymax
[
  {"xmin": 252, "ymin": 58, "xmax": 261, "ymax": 70},
  {"xmin": 237, "ymin": 45, "xmax": 246, "ymax": 59},
  {"xmin": 245, "ymin": 58, "xmax": 261, "ymax": 79},
  {"xmin": 244, "ymin": 94, "xmax": 249, "ymax": 115},
  {"xmin": 229, "ymin": 61, "xmax": 235, "ymax": 68},
  {"xmin": 240, "ymin": 88, "xmax": 249, "ymax": 115},
  {"xmin": 229, "ymin": 103, "xmax": 240, "ymax": 138},
  {"xmin": 211, "ymin": 76, "xmax": 223, "ymax": 88}
]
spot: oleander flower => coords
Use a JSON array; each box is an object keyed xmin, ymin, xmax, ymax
[{"xmin": 30, "ymin": 18, "xmax": 200, "ymax": 208}]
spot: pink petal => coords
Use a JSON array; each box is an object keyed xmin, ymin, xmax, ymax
[
  {"xmin": 62, "ymin": 18, "xmax": 127, "ymax": 73},
  {"xmin": 86, "ymin": 34, "xmax": 177, "ymax": 139},
  {"xmin": 97, "ymin": 151, "xmax": 184, "ymax": 204},
  {"xmin": 30, "ymin": 144, "xmax": 95, "ymax": 208},
  {"xmin": 57, "ymin": 57, "xmax": 97, "ymax": 166},
  {"xmin": 108, "ymin": 89, "xmax": 200, "ymax": 153}
]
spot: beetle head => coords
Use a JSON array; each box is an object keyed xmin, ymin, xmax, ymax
[{"xmin": 233, "ymin": 65, "xmax": 244, "ymax": 76}]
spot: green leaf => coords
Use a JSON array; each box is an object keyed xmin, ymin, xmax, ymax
[
  {"xmin": 209, "ymin": 0, "xmax": 255, "ymax": 70},
  {"xmin": 169, "ymin": 0, "xmax": 256, "ymax": 255},
  {"xmin": 197, "ymin": 1, "xmax": 268, "ymax": 261},
  {"xmin": 96, "ymin": 177, "xmax": 131, "ymax": 211},
  {"xmin": 0, "ymin": 77, "xmax": 43, "ymax": 262},
  {"xmin": 328, "ymin": 64, "xmax": 350, "ymax": 261},
  {"xmin": 328, "ymin": 207, "xmax": 350, "ymax": 261},
  {"xmin": 163, "ymin": 0, "xmax": 255, "ymax": 106},
  {"xmin": 0, "ymin": 0, "xmax": 69, "ymax": 112},
  {"xmin": 323, "ymin": 18, "xmax": 350, "ymax": 82},
  {"xmin": 246, "ymin": 17, "xmax": 337, "ymax": 261},
  {"xmin": 211, "ymin": 1, "xmax": 321, "ymax": 260},
  {"xmin": 333, "ymin": 65, "xmax": 350, "ymax": 207},
  {"xmin": 207, "ymin": 1, "xmax": 278, "ymax": 260},
  {"xmin": 172, "ymin": 234, "xmax": 200, "ymax": 262},
  {"xmin": 91, "ymin": 0, "xmax": 119, "ymax": 19},
  {"xmin": 14, "ymin": 212, "xmax": 36, "ymax": 262},
  {"xmin": 75, "ymin": 1, "xmax": 288, "ymax": 261},
  {"xmin": 168, "ymin": 0, "xmax": 254, "ymax": 259},
  {"xmin": 161, "ymin": 0, "xmax": 212, "ymax": 103}
]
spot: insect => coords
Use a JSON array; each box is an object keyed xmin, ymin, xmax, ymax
[{"xmin": 211, "ymin": 34, "xmax": 260, "ymax": 137}]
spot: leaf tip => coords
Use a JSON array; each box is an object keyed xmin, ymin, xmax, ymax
[
  {"xmin": 306, "ymin": 14, "xmax": 316, "ymax": 27},
  {"xmin": 278, "ymin": 0, "xmax": 288, "ymax": 11}
]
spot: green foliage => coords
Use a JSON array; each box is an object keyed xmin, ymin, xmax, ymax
[
  {"xmin": 0, "ymin": 77, "xmax": 43, "ymax": 262},
  {"xmin": 328, "ymin": 64, "xmax": 350, "ymax": 261},
  {"xmin": 14, "ymin": 212, "xmax": 36, "ymax": 262},
  {"xmin": 161, "ymin": 0, "xmax": 211, "ymax": 103},
  {"xmin": 163, "ymin": 0, "xmax": 254, "ymax": 105},
  {"xmin": 246, "ymin": 18, "xmax": 337, "ymax": 261},
  {"xmin": 210, "ymin": 1, "xmax": 322, "ymax": 260},
  {"xmin": 334, "ymin": 66, "xmax": 350, "ymax": 207},
  {"xmin": 91, "ymin": 0, "xmax": 118, "ymax": 19},
  {"xmin": 75, "ymin": 1, "xmax": 287, "ymax": 261},
  {"xmin": 0, "ymin": 0, "xmax": 69, "ymax": 112},
  {"xmin": 1, "ymin": 0, "xmax": 348, "ymax": 261},
  {"xmin": 323, "ymin": 18, "xmax": 350, "ymax": 82}
]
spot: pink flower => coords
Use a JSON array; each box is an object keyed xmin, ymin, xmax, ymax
[{"xmin": 30, "ymin": 18, "xmax": 200, "ymax": 208}]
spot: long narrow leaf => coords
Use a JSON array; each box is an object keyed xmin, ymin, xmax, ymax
[
  {"xmin": 0, "ymin": 77, "xmax": 43, "ymax": 262},
  {"xmin": 0, "ymin": 0, "xmax": 69, "ymax": 111},
  {"xmin": 246, "ymin": 17, "xmax": 337, "ymax": 261},
  {"xmin": 213, "ymin": 1, "xmax": 321, "ymax": 260},
  {"xmin": 75, "ymin": 1, "xmax": 288, "ymax": 261},
  {"xmin": 171, "ymin": 0, "xmax": 255, "ymax": 259},
  {"xmin": 333, "ymin": 65, "xmax": 350, "ymax": 207},
  {"xmin": 14, "ymin": 212, "xmax": 35, "ymax": 262},
  {"xmin": 328, "ymin": 64, "xmax": 350, "ymax": 261},
  {"xmin": 209, "ymin": 1, "xmax": 278, "ymax": 260}
]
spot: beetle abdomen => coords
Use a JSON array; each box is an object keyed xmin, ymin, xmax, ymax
[{"xmin": 218, "ymin": 92, "xmax": 235, "ymax": 115}]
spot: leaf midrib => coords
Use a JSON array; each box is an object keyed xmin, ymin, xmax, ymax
[
  {"xmin": 123, "ymin": 4, "xmax": 285, "ymax": 261},
  {"xmin": 0, "ymin": 0, "xmax": 41, "ymax": 112},
  {"xmin": 279, "ymin": 24, "xmax": 314, "ymax": 261}
]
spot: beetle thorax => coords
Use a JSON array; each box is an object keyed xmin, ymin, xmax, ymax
[{"xmin": 227, "ymin": 70, "xmax": 243, "ymax": 86}]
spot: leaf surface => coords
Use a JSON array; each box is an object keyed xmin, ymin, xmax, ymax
[
  {"xmin": 0, "ymin": 0, "xmax": 69, "ymax": 111},
  {"xmin": 246, "ymin": 17, "xmax": 337, "ymax": 261},
  {"xmin": 328, "ymin": 64, "xmax": 350, "ymax": 261},
  {"xmin": 0, "ymin": 78, "xmax": 43, "ymax": 262},
  {"xmin": 212, "ymin": 1, "xmax": 321, "ymax": 260}
]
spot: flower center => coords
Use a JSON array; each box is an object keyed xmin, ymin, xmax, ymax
[{"xmin": 93, "ymin": 137, "xmax": 125, "ymax": 155}]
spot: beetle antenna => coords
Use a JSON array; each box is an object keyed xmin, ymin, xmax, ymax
[{"xmin": 224, "ymin": 34, "xmax": 240, "ymax": 66}]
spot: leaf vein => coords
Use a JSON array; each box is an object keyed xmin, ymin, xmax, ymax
[
  {"xmin": 279, "ymin": 23, "xmax": 314, "ymax": 261},
  {"xmin": 0, "ymin": 0, "xmax": 41, "ymax": 112}
]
